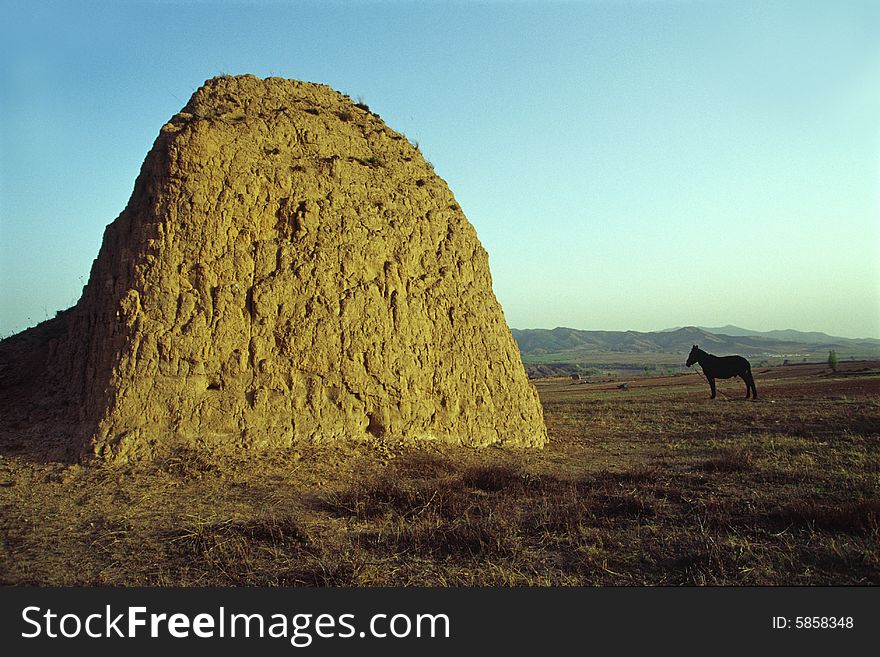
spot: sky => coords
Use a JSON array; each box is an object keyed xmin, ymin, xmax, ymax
[{"xmin": 1, "ymin": 0, "xmax": 879, "ymax": 339}]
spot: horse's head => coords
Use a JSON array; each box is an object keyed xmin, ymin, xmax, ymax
[{"xmin": 686, "ymin": 344, "xmax": 700, "ymax": 367}]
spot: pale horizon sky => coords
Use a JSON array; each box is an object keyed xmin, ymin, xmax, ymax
[{"xmin": 2, "ymin": 0, "xmax": 879, "ymax": 339}]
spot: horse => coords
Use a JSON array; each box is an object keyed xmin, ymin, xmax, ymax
[{"xmin": 686, "ymin": 344, "xmax": 757, "ymax": 399}]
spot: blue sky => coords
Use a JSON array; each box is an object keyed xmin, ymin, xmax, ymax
[{"xmin": 1, "ymin": 0, "xmax": 878, "ymax": 338}]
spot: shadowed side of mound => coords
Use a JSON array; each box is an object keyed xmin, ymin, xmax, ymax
[{"xmin": 0, "ymin": 313, "xmax": 85, "ymax": 461}]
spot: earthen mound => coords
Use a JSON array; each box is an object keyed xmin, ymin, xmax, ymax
[{"xmin": 0, "ymin": 75, "xmax": 547, "ymax": 462}]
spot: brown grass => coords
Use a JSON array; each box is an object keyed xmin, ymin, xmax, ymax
[{"xmin": 0, "ymin": 364, "xmax": 877, "ymax": 586}]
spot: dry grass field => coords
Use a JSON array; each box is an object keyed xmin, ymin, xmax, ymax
[{"xmin": 1, "ymin": 361, "xmax": 877, "ymax": 586}]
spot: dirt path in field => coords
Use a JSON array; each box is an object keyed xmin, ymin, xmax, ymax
[{"xmin": 536, "ymin": 360, "xmax": 880, "ymax": 398}]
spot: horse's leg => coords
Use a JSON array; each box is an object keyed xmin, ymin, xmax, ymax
[
  {"xmin": 709, "ymin": 377, "xmax": 716, "ymax": 399},
  {"xmin": 747, "ymin": 371, "xmax": 758, "ymax": 399},
  {"xmin": 740, "ymin": 370, "xmax": 756, "ymax": 399}
]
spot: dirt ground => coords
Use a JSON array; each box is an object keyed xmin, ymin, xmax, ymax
[
  {"xmin": 554, "ymin": 359, "xmax": 879, "ymax": 394},
  {"xmin": 1, "ymin": 361, "xmax": 878, "ymax": 586}
]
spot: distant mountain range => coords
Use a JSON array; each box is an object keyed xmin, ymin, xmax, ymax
[
  {"xmin": 511, "ymin": 325, "xmax": 880, "ymax": 363},
  {"xmin": 661, "ymin": 325, "xmax": 880, "ymax": 345}
]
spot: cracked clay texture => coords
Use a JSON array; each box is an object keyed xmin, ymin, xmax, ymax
[{"xmin": 0, "ymin": 75, "xmax": 547, "ymax": 462}]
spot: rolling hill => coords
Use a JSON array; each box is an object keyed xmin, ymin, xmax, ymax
[
  {"xmin": 663, "ymin": 324, "xmax": 880, "ymax": 346},
  {"xmin": 511, "ymin": 326, "xmax": 880, "ymax": 377}
]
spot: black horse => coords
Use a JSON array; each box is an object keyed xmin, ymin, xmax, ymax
[{"xmin": 686, "ymin": 345, "xmax": 757, "ymax": 399}]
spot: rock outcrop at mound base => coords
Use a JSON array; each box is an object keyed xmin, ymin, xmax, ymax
[{"xmin": 0, "ymin": 75, "xmax": 547, "ymax": 461}]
